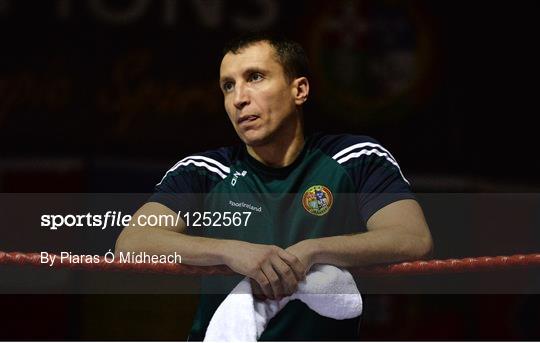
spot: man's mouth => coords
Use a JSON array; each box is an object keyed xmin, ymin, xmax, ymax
[{"xmin": 237, "ymin": 115, "xmax": 260, "ymax": 126}]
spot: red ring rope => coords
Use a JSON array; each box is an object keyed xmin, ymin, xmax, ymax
[{"xmin": 1, "ymin": 251, "xmax": 539, "ymax": 276}]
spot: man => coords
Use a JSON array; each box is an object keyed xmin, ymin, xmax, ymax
[{"xmin": 115, "ymin": 34, "xmax": 433, "ymax": 340}]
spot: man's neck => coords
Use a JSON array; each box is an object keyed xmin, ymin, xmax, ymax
[{"xmin": 246, "ymin": 127, "xmax": 305, "ymax": 168}]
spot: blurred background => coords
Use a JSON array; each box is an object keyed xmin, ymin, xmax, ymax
[{"xmin": 0, "ymin": 0, "xmax": 539, "ymax": 340}]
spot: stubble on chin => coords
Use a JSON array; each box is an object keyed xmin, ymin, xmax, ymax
[{"xmin": 238, "ymin": 128, "xmax": 273, "ymax": 148}]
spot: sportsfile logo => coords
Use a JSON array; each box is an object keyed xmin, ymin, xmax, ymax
[{"xmin": 230, "ymin": 170, "xmax": 247, "ymax": 186}]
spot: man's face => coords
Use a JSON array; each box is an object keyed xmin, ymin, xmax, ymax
[{"xmin": 219, "ymin": 41, "xmax": 299, "ymax": 147}]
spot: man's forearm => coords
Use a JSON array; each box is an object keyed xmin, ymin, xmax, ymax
[
  {"xmin": 298, "ymin": 226, "xmax": 433, "ymax": 268},
  {"xmin": 116, "ymin": 227, "xmax": 308, "ymax": 297}
]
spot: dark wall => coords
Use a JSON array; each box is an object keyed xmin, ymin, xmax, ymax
[{"xmin": 1, "ymin": 0, "xmax": 538, "ymax": 188}]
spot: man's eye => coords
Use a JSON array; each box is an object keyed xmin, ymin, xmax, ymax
[
  {"xmin": 223, "ymin": 82, "xmax": 234, "ymax": 92},
  {"xmin": 249, "ymin": 73, "xmax": 263, "ymax": 82}
]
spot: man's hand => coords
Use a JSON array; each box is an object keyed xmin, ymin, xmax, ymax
[
  {"xmin": 222, "ymin": 241, "xmax": 305, "ymax": 300},
  {"xmin": 250, "ymin": 239, "xmax": 317, "ymax": 301},
  {"xmin": 285, "ymin": 239, "xmax": 316, "ymax": 278}
]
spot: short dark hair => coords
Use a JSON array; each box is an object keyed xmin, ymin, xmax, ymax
[{"xmin": 222, "ymin": 33, "xmax": 310, "ymax": 81}]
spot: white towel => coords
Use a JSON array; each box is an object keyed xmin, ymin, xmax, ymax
[{"xmin": 203, "ymin": 264, "xmax": 362, "ymax": 342}]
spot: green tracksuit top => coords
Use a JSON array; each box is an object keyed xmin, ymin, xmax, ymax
[{"xmin": 150, "ymin": 133, "xmax": 414, "ymax": 340}]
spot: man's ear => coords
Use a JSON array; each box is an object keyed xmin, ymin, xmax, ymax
[{"xmin": 293, "ymin": 77, "xmax": 310, "ymax": 105}]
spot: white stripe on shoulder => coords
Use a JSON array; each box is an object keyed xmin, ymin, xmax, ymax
[
  {"xmin": 156, "ymin": 155, "xmax": 230, "ymax": 186},
  {"xmin": 335, "ymin": 149, "xmax": 410, "ymax": 185},
  {"xmin": 332, "ymin": 142, "xmax": 398, "ymax": 164},
  {"xmin": 179, "ymin": 155, "xmax": 230, "ymax": 173}
]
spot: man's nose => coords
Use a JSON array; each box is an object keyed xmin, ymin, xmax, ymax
[{"xmin": 233, "ymin": 83, "xmax": 250, "ymax": 110}]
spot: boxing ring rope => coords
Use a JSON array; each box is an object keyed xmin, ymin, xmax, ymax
[{"xmin": 1, "ymin": 251, "xmax": 539, "ymax": 276}]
